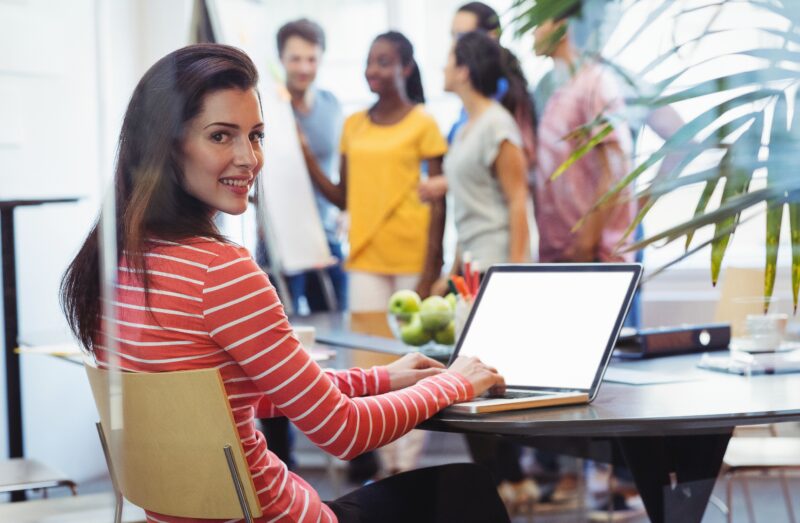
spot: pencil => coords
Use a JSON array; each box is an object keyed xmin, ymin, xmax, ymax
[
  {"xmin": 452, "ymin": 276, "xmax": 471, "ymax": 301},
  {"xmin": 463, "ymin": 251, "xmax": 473, "ymax": 295}
]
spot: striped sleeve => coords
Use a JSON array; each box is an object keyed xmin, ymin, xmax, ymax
[
  {"xmin": 202, "ymin": 246, "xmax": 473, "ymax": 460},
  {"xmin": 256, "ymin": 367, "xmax": 390, "ymax": 419}
]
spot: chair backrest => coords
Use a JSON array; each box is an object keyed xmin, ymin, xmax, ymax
[{"xmin": 85, "ymin": 364, "xmax": 262, "ymax": 519}]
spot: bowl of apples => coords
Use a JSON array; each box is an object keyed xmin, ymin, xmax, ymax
[{"xmin": 387, "ymin": 290, "xmax": 457, "ymax": 360}]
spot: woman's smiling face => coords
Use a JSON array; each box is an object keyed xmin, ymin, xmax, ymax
[{"xmin": 180, "ymin": 87, "xmax": 264, "ymax": 216}]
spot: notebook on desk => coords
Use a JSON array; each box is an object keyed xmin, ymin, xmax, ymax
[{"xmin": 445, "ymin": 263, "xmax": 642, "ymax": 414}]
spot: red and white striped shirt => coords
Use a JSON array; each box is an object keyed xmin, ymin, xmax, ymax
[{"xmin": 95, "ymin": 237, "xmax": 472, "ymax": 523}]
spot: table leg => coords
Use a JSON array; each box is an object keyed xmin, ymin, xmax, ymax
[
  {"xmin": 2, "ymin": 208, "xmax": 26, "ymax": 501},
  {"xmin": 617, "ymin": 431, "xmax": 732, "ymax": 523}
]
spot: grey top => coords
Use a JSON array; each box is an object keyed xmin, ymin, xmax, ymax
[
  {"xmin": 294, "ymin": 89, "xmax": 342, "ymax": 244},
  {"xmin": 444, "ymin": 101, "xmax": 522, "ymax": 267}
]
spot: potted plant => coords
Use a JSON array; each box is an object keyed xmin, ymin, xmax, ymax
[{"xmin": 512, "ymin": 0, "xmax": 800, "ymax": 311}]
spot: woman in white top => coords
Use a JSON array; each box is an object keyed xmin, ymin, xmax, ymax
[
  {"xmin": 439, "ymin": 31, "xmax": 531, "ymax": 265},
  {"xmin": 424, "ymin": 30, "xmax": 536, "ymax": 514}
]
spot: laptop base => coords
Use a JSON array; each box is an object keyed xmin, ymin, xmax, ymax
[{"xmin": 446, "ymin": 392, "xmax": 590, "ymax": 414}]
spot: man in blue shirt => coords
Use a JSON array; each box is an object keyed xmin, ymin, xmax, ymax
[{"xmin": 277, "ymin": 18, "xmax": 347, "ymax": 313}]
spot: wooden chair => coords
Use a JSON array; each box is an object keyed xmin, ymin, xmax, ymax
[{"xmin": 84, "ymin": 364, "xmax": 262, "ymax": 523}]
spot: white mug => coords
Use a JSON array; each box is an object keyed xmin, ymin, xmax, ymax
[{"xmin": 293, "ymin": 326, "xmax": 316, "ymax": 348}]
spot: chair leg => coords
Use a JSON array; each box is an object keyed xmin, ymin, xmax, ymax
[
  {"xmin": 95, "ymin": 422, "xmax": 123, "ymax": 523},
  {"xmin": 726, "ymin": 474, "xmax": 733, "ymax": 523},
  {"xmin": 607, "ymin": 464, "xmax": 614, "ymax": 523},
  {"xmin": 114, "ymin": 491, "xmax": 124, "ymax": 523},
  {"xmin": 223, "ymin": 445, "xmax": 254, "ymax": 523},
  {"xmin": 741, "ymin": 477, "xmax": 756, "ymax": 523},
  {"xmin": 779, "ymin": 471, "xmax": 797, "ymax": 523}
]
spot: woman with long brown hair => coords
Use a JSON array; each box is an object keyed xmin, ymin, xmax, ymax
[{"xmin": 61, "ymin": 43, "xmax": 508, "ymax": 523}]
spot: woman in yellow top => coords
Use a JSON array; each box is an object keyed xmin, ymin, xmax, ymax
[{"xmin": 304, "ymin": 31, "xmax": 447, "ymax": 311}]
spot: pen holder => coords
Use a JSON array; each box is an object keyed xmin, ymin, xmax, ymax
[{"xmin": 454, "ymin": 297, "xmax": 473, "ymax": 345}]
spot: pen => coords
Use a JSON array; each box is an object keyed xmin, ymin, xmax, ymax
[
  {"xmin": 471, "ymin": 261, "xmax": 480, "ymax": 295},
  {"xmin": 463, "ymin": 251, "xmax": 473, "ymax": 295}
]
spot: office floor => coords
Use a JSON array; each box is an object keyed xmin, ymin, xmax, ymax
[
  {"xmin": 7, "ymin": 430, "xmax": 799, "ymax": 522},
  {"xmin": 291, "ymin": 430, "xmax": 800, "ymax": 523}
]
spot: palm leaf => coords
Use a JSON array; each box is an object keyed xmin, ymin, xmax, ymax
[
  {"xmin": 643, "ymin": 209, "xmax": 764, "ymax": 282},
  {"xmin": 632, "ymin": 70, "xmax": 794, "ymax": 108},
  {"xmin": 607, "ymin": 0, "xmax": 674, "ymax": 62},
  {"xmin": 582, "ymin": 107, "xmax": 765, "ymax": 230},
  {"xmin": 687, "ymin": 177, "xmax": 722, "ymax": 250},
  {"xmin": 550, "ymin": 123, "xmax": 614, "ymax": 181},
  {"xmin": 765, "ymin": 202, "xmax": 784, "ymax": 312},
  {"xmin": 638, "ymin": 160, "xmax": 768, "ymax": 199},
  {"xmin": 790, "ymin": 201, "xmax": 800, "ymax": 313},
  {"xmin": 620, "ymin": 182, "xmax": 793, "ymax": 253},
  {"xmin": 711, "ymin": 165, "xmax": 754, "ymax": 285},
  {"xmin": 633, "ymin": 29, "xmax": 800, "ymax": 82},
  {"xmin": 511, "ymin": 0, "xmax": 580, "ymax": 36}
]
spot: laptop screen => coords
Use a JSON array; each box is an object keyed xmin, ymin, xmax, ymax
[{"xmin": 454, "ymin": 266, "xmax": 638, "ymax": 391}]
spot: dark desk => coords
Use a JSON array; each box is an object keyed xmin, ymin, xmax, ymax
[
  {"xmin": 299, "ymin": 312, "xmax": 800, "ymax": 523},
  {"xmin": 1, "ymin": 198, "xmax": 79, "ymax": 466}
]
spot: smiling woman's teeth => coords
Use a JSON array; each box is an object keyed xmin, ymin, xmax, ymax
[{"xmin": 221, "ymin": 179, "xmax": 249, "ymax": 187}]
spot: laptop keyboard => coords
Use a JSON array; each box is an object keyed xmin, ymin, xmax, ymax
[{"xmin": 487, "ymin": 390, "xmax": 548, "ymax": 400}]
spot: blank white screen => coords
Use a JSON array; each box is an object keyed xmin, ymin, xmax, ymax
[{"xmin": 457, "ymin": 270, "xmax": 634, "ymax": 390}]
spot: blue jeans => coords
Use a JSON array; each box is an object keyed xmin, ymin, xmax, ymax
[
  {"xmin": 286, "ymin": 240, "xmax": 348, "ymax": 314},
  {"xmin": 623, "ymin": 223, "xmax": 645, "ymax": 329}
]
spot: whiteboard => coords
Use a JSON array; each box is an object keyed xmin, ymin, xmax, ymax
[{"xmin": 206, "ymin": 0, "xmax": 333, "ymax": 274}]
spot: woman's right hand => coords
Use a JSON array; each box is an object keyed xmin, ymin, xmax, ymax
[{"xmin": 448, "ymin": 356, "xmax": 506, "ymax": 398}]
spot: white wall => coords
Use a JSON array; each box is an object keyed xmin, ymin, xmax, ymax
[{"xmin": 0, "ymin": 0, "xmax": 192, "ymax": 485}]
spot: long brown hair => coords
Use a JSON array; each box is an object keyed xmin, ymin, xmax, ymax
[{"xmin": 60, "ymin": 44, "xmax": 260, "ymax": 350}]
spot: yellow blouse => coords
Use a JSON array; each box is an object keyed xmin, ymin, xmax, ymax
[{"xmin": 341, "ymin": 106, "xmax": 447, "ymax": 274}]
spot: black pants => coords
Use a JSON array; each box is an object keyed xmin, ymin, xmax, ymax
[
  {"xmin": 466, "ymin": 434, "xmax": 525, "ymax": 484},
  {"xmin": 327, "ymin": 463, "xmax": 510, "ymax": 523}
]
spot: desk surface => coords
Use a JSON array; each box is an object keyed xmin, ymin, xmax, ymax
[
  {"xmin": 297, "ymin": 312, "xmax": 800, "ymax": 437},
  {"xmin": 0, "ymin": 197, "xmax": 81, "ymax": 209}
]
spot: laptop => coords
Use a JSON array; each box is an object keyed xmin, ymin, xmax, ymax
[{"xmin": 446, "ymin": 263, "xmax": 642, "ymax": 414}]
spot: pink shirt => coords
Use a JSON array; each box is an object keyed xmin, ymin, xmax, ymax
[{"xmin": 534, "ymin": 62, "xmax": 635, "ymax": 262}]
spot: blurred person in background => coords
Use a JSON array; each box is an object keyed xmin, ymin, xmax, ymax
[
  {"xmin": 307, "ymin": 30, "xmax": 448, "ymax": 479},
  {"xmin": 440, "ymin": 30, "xmax": 538, "ymax": 516}
]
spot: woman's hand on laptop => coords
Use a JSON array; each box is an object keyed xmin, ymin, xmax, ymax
[
  {"xmin": 385, "ymin": 353, "xmax": 446, "ymax": 391},
  {"xmin": 448, "ymin": 356, "xmax": 506, "ymax": 398}
]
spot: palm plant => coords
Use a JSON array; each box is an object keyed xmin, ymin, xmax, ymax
[{"xmin": 511, "ymin": 0, "xmax": 800, "ymax": 312}]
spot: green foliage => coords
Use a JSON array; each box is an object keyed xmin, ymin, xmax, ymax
[{"xmin": 511, "ymin": 0, "xmax": 800, "ymax": 310}]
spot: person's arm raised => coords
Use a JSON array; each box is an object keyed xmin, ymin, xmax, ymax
[{"xmin": 299, "ymin": 128, "xmax": 346, "ymax": 210}]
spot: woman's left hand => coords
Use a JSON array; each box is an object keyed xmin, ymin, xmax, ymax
[
  {"xmin": 384, "ymin": 352, "xmax": 446, "ymax": 391},
  {"xmin": 418, "ymin": 177, "xmax": 448, "ymax": 202}
]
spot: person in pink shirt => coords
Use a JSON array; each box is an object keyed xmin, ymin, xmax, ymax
[
  {"xmin": 531, "ymin": 7, "xmax": 642, "ymax": 516},
  {"xmin": 533, "ymin": 9, "xmax": 635, "ymax": 264}
]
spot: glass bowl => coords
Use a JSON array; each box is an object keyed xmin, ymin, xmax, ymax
[{"xmin": 386, "ymin": 312, "xmax": 455, "ymax": 361}]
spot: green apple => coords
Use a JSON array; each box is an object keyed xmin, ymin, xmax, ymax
[
  {"xmin": 400, "ymin": 314, "xmax": 432, "ymax": 346},
  {"xmin": 419, "ymin": 296, "xmax": 452, "ymax": 332},
  {"xmin": 388, "ymin": 289, "xmax": 421, "ymax": 320},
  {"xmin": 445, "ymin": 293, "xmax": 457, "ymax": 310},
  {"xmin": 434, "ymin": 320, "xmax": 456, "ymax": 345}
]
